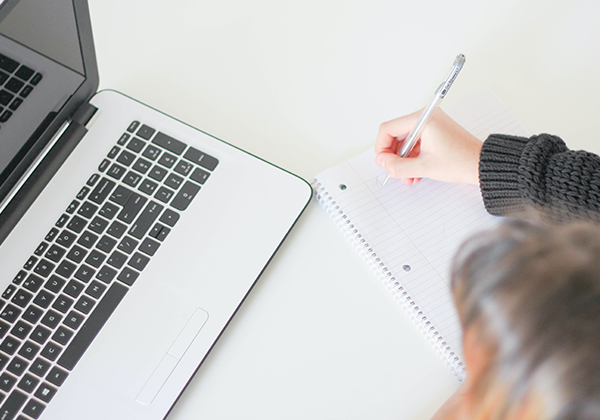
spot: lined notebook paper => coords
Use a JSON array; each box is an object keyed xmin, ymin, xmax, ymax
[{"xmin": 313, "ymin": 89, "xmax": 528, "ymax": 379}]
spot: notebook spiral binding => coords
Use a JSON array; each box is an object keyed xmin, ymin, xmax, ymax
[{"xmin": 313, "ymin": 182, "xmax": 466, "ymax": 380}]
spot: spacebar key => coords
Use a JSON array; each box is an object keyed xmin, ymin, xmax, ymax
[{"xmin": 57, "ymin": 282, "xmax": 128, "ymax": 371}]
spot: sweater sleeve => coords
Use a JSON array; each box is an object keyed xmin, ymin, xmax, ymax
[{"xmin": 479, "ymin": 133, "xmax": 600, "ymax": 223}]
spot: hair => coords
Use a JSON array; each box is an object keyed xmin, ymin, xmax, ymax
[{"xmin": 451, "ymin": 219, "xmax": 600, "ymax": 420}]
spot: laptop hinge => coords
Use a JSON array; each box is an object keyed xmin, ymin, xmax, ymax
[{"xmin": 0, "ymin": 102, "xmax": 98, "ymax": 246}]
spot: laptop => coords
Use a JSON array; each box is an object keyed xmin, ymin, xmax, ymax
[{"xmin": 0, "ymin": 0, "xmax": 312, "ymax": 418}]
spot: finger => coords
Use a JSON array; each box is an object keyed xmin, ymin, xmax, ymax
[
  {"xmin": 374, "ymin": 110, "xmax": 422, "ymax": 154},
  {"xmin": 376, "ymin": 151, "xmax": 426, "ymax": 180}
]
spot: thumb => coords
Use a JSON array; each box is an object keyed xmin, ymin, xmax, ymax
[{"xmin": 376, "ymin": 151, "xmax": 423, "ymax": 180}]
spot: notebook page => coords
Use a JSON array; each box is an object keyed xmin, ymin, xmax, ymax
[{"xmin": 315, "ymin": 89, "xmax": 527, "ymax": 368}]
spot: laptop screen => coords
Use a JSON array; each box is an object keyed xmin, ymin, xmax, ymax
[{"xmin": 0, "ymin": 0, "xmax": 94, "ymax": 202}]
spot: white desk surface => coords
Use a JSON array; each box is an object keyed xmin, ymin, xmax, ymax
[{"xmin": 88, "ymin": 1, "xmax": 600, "ymax": 418}]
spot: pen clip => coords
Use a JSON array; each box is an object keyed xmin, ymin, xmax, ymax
[{"xmin": 439, "ymin": 54, "xmax": 465, "ymax": 98}]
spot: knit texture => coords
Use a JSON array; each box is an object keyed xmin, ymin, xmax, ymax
[{"xmin": 479, "ymin": 133, "xmax": 600, "ymax": 223}]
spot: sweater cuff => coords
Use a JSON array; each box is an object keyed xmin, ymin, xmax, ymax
[{"xmin": 479, "ymin": 134, "xmax": 530, "ymax": 217}]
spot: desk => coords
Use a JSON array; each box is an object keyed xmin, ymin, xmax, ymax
[{"xmin": 88, "ymin": 1, "xmax": 600, "ymax": 418}]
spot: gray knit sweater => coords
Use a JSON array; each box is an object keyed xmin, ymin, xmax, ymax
[{"xmin": 479, "ymin": 134, "xmax": 600, "ymax": 222}]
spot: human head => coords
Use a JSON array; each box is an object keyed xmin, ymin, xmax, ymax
[{"xmin": 451, "ymin": 220, "xmax": 600, "ymax": 419}]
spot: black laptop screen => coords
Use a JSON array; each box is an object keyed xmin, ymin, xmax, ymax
[{"xmin": 0, "ymin": 0, "xmax": 90, "ymax": 201}]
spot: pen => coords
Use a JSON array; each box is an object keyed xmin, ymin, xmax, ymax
[{"xmin": 382, "ymin": 54, "xmax": 466, "ymax": 186}]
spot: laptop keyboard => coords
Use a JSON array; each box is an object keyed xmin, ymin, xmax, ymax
[
  {"xmin": 0, "ymin": 53, "xmax": 42, "ymax": 126},
  {"xmin": 0, "ymin": 121, "xmax": 218, "ymax": 419}
]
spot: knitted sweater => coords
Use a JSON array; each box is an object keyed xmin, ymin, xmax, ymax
[{"xmin": 479, "ymin": 134, "xmax": 600, "ymax": 223}]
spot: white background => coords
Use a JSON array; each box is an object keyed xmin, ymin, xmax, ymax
[{"xmin": 89, "ymin": 1, "xmax": 600, "ymax": 419}]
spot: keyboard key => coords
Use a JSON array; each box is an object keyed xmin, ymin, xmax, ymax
[
  {"xmin": 8, "ymin": 97, "xmax": 22, "ymax": 111},
  {"xmin": 159, "ymin": 208, "xmax": 180, "ymax": 227},
  {"xmin": 152, "ymin": 132, "xmax": 186, "ymax": 155},
  {"xmin": 0, "ymin": 90, "xmax": 13, "ymax": 106},
  {"xmin": 129, "ymin": 201, "xmax": 163, "ymax": 240},
  {"xmin": 109, "ymin": 146, "xmax": 122, "ymax": 160},
  {"xmin": 30, "ymin": 72, "xmax": 42, "ymax": 85},
  {"xmin": 0, "ymin": 54, "xmax": 18, "ymax": 72},
  {"xmin": 142, "ymin": 144, "xmax": 161, "ymax": 161},
  {"xmin": 74, "ymin": 265, "xmax": 96, "ymax": 283},
  {"xmin": 11, "ymin": 289, "xmax": 33, "ymax": 308},
  {"xmin": 98, "ymin": 159, "xmax": 110, "ymax": 172},
  {"xmin": 0, "ymin": 372, "xmax": 17, "ymax": 393},
  {"xmin": 63, "ymin": 311, "xmax": 84, "ymax": 330},
  {"xmin": 20, "ymin": 84, "xmax": 33, "ymax": 98},
  {"xmin": 174, "ymin": 160, "xmax": 194, "ymax": 176},
  {"xmin": 5, "ymin": 77, "xmax": 24, "ymax": 94},
  {"xmin": 155, "ymin": 186, "xmax": 174, "ymax": 203},
  {"xmin": 85, "ymin": 249, "xmax": 106, "ymax": 268},
  {"xmin": 86, "ymin": 174, "xmax": 100, "ymax": 187},
  {"xmin": 65, "ymin": 200, "xmax": 79, "ymax": 214},
  {"xmin": 34, "ymin": 383, "xmax": 57, "ymax": 403},
  {"xmin": 33, "ymin": 242, "xmax": 48, "ymax": 256},
  {"xmin": 66, "ymin": 245, "xmax": 88, "ymax": 264},
  {"xmin": 0, "ymin": 390, "xmax": 27, "ymax": 419},
  {"xmin": 96, "ymin": 235, "xmax": 117, "ymax": 253},
  {"xmin": 57, "ymin": 283, "xmax": 128, "ymax": 371},
  {"xmin": 117, "ymin": 150, "xmax": 136, "ymax": 166},
  {"xmin": 0, "ymin": 109, "xmax": 12, "ymax": 123},
  {"xmin": 127, "ymin": 121, "xmax": 140, "ymax": 133},
  {"xmin": 52, "ymin": 326, "xmax": 74, "ymax": 345},
  {"xmin": 77, "ymin": 231, "xmax": 99, "ymax": 249},
  {"xmin": 77, "ymin": 185, "xmax": 90, "ymax": 200},
  {"xmin": 127, "ymin": 137, "xmax": 146, "ymax": 153},
  {"xmin": 118, "ymin": 236, "xmax": 138, "ymax": 255},
  {"xmin": 33, "ymin": 259, "xmax": 54, "ymax": 278},
  {"xmin": 123, "ymin": 171, "xmax": 142, "ymax": 188},
  {"xmin": 22, "ymin": 398, "xmax": 45, "ymax": 419},
  {"xmin": 64, "ymin": 280, "xmax": 85, "ymax": 299},
  {"xmin": 22, "ymin": 306, "xmax": 43, "ymax": 324},
  {"xmin": 74, "ymin": 296, "xmax": 95, "ymax": 315},
  {"xmin": 56, "ymin": 230, "xmax": 77, "ymax": 248},
  {"xmin": 106, "ymin": 251, "xmax": 127, "ymax": 270},
  {"xmin": 132, "ymin": 157, "xmax": 152, "ymax": 174},
  {"xmin": 128, "ymin": 253, "xmax": 150, "ymax": 271},
  {"xmin": 77, "ymin": 201, "xmax": 98, "ymax": 219},
  {"xmin": 190, "ymin": 167, "xmax": 210, "ymax": 185},
  {"xmin": 52, "ymin": 295, "xmax": 74, "ymax": 314},
  {"xmin": 55, "ymin": 260, "xmax": 77, "ymax": 279},
  {"xmin": 107, "ymin": 220, "xmax": 127, "ymax": 239},
  {"xmin": 44, "ymin": 245, "xmax": 65, "ymax": 262},
  {"xmin": 117, "ymin": 267, "xmax": 139, "ymax": 286},
  {"xmin": 2, "ymin": 284, "xmax": 16, "ymax": 300},
  {"xmin": 0, "ymin": 70, "xmax": 7, "ymax": 84},
  {"xmin": 99, "ymin": 202, "xmax": 120, "ymax": 220},
  {"xmin": 55, "ymin": 214, "xmax": 69, "ymax": 228},
  {"xmin": 96, "ymin": 266, "xmax": 117, "ymax": 284},
  {"xmin": 0, "ymin": 336, "xmax": 20, "ymax": 355},
  {"xmin": 23, "ymin": 275, "xmax": 44, "ymax": 293},
  {"xmin": 89, "ymin": 178, "xmax": 116, "ymax": 205},
  {"xmin": 15, "ymin": 65, "xmax": 34, "ymax": 81},
  {"xmin": 40, "ymin": 310, "xmax": 62, "ymax": 329},
  {"xmin": 41, "ymin": 342, "xmax": 62, "ymax": 362},
  {"xmin": 17, "ymin": 374, "xmax": 39, "ymax": 394},
  {"xmin": 184, "ymin": 147, "xmax": 219, "ymax": 171},
  {"xmin": 107, "ymin": 163, "xmax": 126, "ymax": 180},
  {"xmin": 7, "ymin": 357, "xmax": 28, "ymax": 376},
  {"xmin": 148, "ymin": 165, "xmax": 167, "ymax": 182},
  {"xmin": 46, "ymin": 366, "xmax": 68, "ymax": 387},
  {"xmin": 66, "ymin": 215, "xmax": 87, "ymax": 233},
  {"xmin": 85, "ymin": 281, "xmax": 106, "ymax": 299},
  {"xmin": 117, "ymin": 133, "xmax": 130, "ymax": 145},
  {"xmin": 139, "ymin": 238, "xmax": 160, "ymax": 257},
  {"xmin": 23, "ymin": 256, "xmax": 38, "ymax": 270},
  {"xmin": 12, "ymin": 271, "xmax": 27, "ymax": 285},
  {"xmin": 171, "ymin": 181, "xmax": 201, "ymax": 211},
  {"xmin": 88, "ymin": 216, "xmax": 109, "ymax": 234},
  {"xmin": 157, "ymin": 152, "xmax": 177, "ymax": 169},
  {"xmin": 117, "ymin": 193, "xmax": 147, "ymax": 224},
  {"xmin": 0, "ymin": 353, "xmax": 7, "ymax": 370},
  {"xmin": 0, "ymin": 304, "xmax": 21, "ymax": 323},
  {"xmin": 10, "ymin": 321, "xmax": 31, "ymax": 340},
  {"xmin": 136, "ymin": 124, "xmax": 155, "ymax": 140},
  {"xmin": 28, "ymin": 358, "xmax": 50, "ymax": 378},
  {"xmin": 32, "ymin": 290, "xmax": 53, "ymax": 309},
  {"xmin": 18, "ymin": 341, "xmax": 40, "ymax": 361},
  {"xmin": 30, "ymin": 326, "xmax": 51, "ymax": 345},
  {"xmin": 0, "ymin": 321, "xmax": 9, "ymax": 339},
  {"xmin": 164, "ymin": 173, "xmax": 184, "ymax": 190},
  {"xmin": 109, "ymin": 185, "xmax": 133, "ymax": 206},
  {"xmin": 138, "ymin": 178, "xmax": 158, "ymax": 195},
  {"xmin": 44, "ymin": 275, "xmax": 65, "ymax": 294}
]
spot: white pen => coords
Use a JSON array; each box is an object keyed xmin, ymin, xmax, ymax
[{"xmin": 382, "ymin": 54, "xmax": 466, "ymax": 186}]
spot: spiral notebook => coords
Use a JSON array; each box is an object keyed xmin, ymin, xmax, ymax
[{"xmin": 313, "ymin": 89, "xmax": 528, "ymax": 379}]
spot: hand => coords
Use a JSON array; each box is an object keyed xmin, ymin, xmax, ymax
[{"xmin": 374, "ymin": 109, "xmax": 482, "ymax": 186}]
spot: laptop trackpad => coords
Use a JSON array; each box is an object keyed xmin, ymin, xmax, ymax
[{"xmin": 136, "ymin": 308, "xmax": 209, "ymax": 405}]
